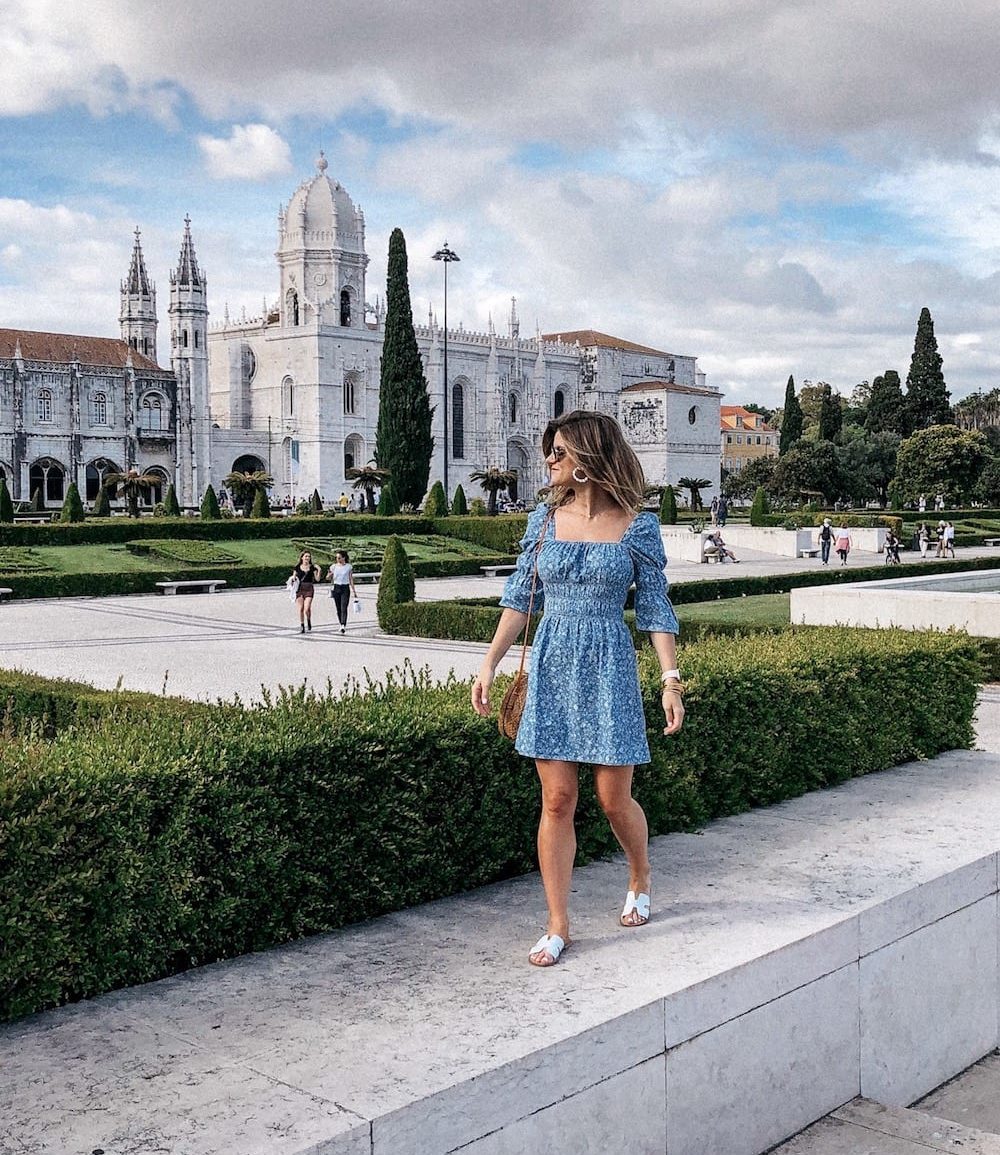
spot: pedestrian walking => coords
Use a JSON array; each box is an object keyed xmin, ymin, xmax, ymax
[
  {"xmin": 818, "ymin": 518, "xmax": 833, "ymax": 565},
  {"xmin": 326, "ymin": 550, "xmax": 358, "ymax": 634},
  {"xmin": 835, "ymin": 524, "xmax": 852, "ymax": 565},
  {"xmin": 290, "ymin": 550, "xmax": 321, "ymax": 633}
]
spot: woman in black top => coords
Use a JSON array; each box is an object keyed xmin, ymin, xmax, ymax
[{"xmin": 291, "ymin": 551, "xmax": 321, "ymax": 633}]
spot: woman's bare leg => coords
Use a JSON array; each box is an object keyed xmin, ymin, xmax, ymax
[
  {"xmin": 303, "ymin": 594, "xmax": 313, "ymax": 628},
  {"xmin": 531, "ymin": 758, "xmax": 578, "ymax": 962},
  {"xmin": 593, "ymin": 765, "xmax": 651, "ymax": 925}
]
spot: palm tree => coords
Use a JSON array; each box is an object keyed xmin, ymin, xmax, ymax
[
  {"xmin": 677, "ymin": 477, "xmax": 712, "ymax": 512},
  {"xmin": 346, "ymin": 463, "xmax": 391, "ymax": 514},
  {"xmin": 470, "ymin": 467, "xmax": 518, "ymax": 516},
  {"xmin": 103, "ymin": 469, "xmax": 162, "ymax": 518},
  {"xmin": 224, "ymin": 470, "xmax": 274, "ymax": 517}
]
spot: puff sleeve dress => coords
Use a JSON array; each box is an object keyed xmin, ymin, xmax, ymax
[{"xmin": 499, "ymin": 505, "xmax": 679, "ymax": 766}]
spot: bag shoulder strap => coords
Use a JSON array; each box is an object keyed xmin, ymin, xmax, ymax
[{"xmin": 515, "ymin": 507, "xmax": 554, "ymax": 678}]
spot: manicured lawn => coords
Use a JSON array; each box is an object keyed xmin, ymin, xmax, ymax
[{"xmin": 675, "ymin": 592, "xmax": 790, "ymax": 630}]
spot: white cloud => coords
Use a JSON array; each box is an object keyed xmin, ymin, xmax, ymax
[{"xmin": 198, "ymin": 124, "xmax": 292, "ymax": 181}]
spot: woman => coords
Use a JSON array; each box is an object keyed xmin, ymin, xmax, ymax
[
  {"xmin": 290, "ymin": 550, "xmax": 321, "ymax": 633},
  {"xmin": 471, "ymin": 410, "xmax": 684, "ymax": 968},
  {"xmin": 835, "ymin": 524, "xmax": 852, "ymax": 565},
  {"xmin": 327, "ymin": 549, "xmax": 358, "ymax": 635},
  {"xmin": 918, "ymin": 522, "xmax": 930, "ymax": 560}
]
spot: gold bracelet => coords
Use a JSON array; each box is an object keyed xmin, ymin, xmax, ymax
[{"xmin": 661, "ymin": 682, "xmax": 685, "ymax": 696}]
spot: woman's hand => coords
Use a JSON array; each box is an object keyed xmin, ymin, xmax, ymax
[
  {"xmin": 471, "ymin": 667, "xmax": 494, "ymax": 717},
  {"xmin": 662, "ymin": 688, "xmax": 685, "ymax": 735}
]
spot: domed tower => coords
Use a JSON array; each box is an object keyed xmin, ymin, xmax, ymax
[{"xmin": 276, "ymin": 151, "xmax": 368, "ymax": 329}]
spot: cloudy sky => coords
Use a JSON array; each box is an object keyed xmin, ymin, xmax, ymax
[{"xmin": 2, "ymin": 0, "xmax": 1000, "ymax": 408}]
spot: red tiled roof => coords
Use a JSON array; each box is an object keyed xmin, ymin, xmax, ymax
[
  {"xmin": 720, "ymin": 405, "xmax": 775, "ymax": 431},
  {"xmin": 0, "ymin": 328, "xmax": 160, "ymax": 371},
  {"xmin": 542, "ymin": 329, "xmax": 675, "ymax": 358},
  {"xmin": 621, "ymin": 379, "xmax": 719, "ymax": 397}
]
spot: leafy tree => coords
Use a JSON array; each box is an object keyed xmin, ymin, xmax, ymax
[
  {"xmin": 974, "ymin": 456, "xmax": 1000, "ymax": 505},
  {"xmin": 375, "ymin": 228, "xmax": 434, "ymax": 509},
  {"xmin": 60, "ymin": 482, "xmax": 85, "ymax": 522},
  {"xmin": 451, "ymin": 484, "xmax": 468, "ymax": 516},
  {"xmin": 721, "ymin": 455, "xmax": 778, "ymax": 501},
  {"xmin": 817, "ymin": 384, "xmax": 843, "ymax": 442},
  {"xmin": 797, "ymin": 381, "xmax": 829, "ymax": 429},
  {"xmin": 839, "ymin": 432, "xmax": 900, "ymax": 508},
  {"xmin": 423, "ymin": 480, "xmax": 448, "ymax": 518},
  {"xmin": 772, "ymin": 440, "xmax": 848, "ymax": 505},
  {"xmin": 659, "ymin": 485, "xmax": 678, "ymax": 525},
  {"xmin": 251, "ymin": 487, "xmax": 271, "ymax": 518},
  {"xmin": 954, "ymin": 386, "xmax": 1000, "ymax": 431},
  {"xmin": 779, "ymin": 376, "xmax": 803, "ymax": 454},
  {"xmin": 347, "ymin": 464, "xmax": 390, "ymax": 514},
  {"xmin": 743, "ymin": 402, "xmax": 775, "ymax": 423},
  {"xmin": 224, "ymin": 469, "xmax": 273, "ymax": 518},
  {"xmin": 104, "ymin": 469, "xmax": 161, "ymax": 518},
  {"xmin": 892, "ymin": 424, "xmax": 990, "ymax": 505},
  {"xmin": 677, "ymin": 476, "xmax": 712, "ymax": 511},
  {"xmin": 200, "ymin": 485, "xmax": 221, "ymax": 520},
  {"xmin": 163, "ymin": 483, "xmax": 181, "ymax": 517},
  {"xmin": 749, "ymin": 486, "xmax": 770, "ymax": 526},
  {"xmin": 845, "ymin": 380, "xmax": 871, "ymax": 427},
  {"xmin": 865, "ymin": 370, "xmax": 907, "ymax": 436},
  {"xmin": 376, "ymin": 535, "xmax": 415, "ymax": 627},
  {"xmin": 0, "ymin": 476, "xmax": 13, "ymax": 522},
  {"xmin": 905, "ymin": 307, "xmax": 951, "ymax": 430},
  {"xmin": 92, "ymin": 485, "xmax": 111, "ymax": 518},
  {"xmin": 470, "ymin": 466, "xmax": 517, "ymax": 516}
]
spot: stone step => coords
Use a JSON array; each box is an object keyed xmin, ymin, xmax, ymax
[
  {"xmin": 914, "ymin": 1052, "xmax": 1000, "ymax": 1135},
  {"xmin": 772, "ymin": 1097, "xmax": 1000, "ymax": 1153}
]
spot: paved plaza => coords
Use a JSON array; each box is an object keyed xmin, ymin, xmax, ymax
[{"xmin": 3, "ymin": 545, "xmax": 997, "ymax": 703}]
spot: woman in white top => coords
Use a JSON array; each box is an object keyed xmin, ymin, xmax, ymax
[{"xmin": 327, "ymin": 550, "xmax": 358, "ymax": 634}]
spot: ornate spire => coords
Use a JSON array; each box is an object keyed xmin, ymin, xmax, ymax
[
  {"xmin": 175, "ymin": 216, "xmax": 203, "ymax": 287},
  {"xmin": 509, "ymin": 296, "xmax": 519, "ymax": 340},
  {"xmin": 125, "ymin": 227, "xmax": 152, "ymax": 295}
]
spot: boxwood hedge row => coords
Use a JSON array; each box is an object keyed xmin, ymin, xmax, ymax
[{"xmin": 0, "ymin": 627, "xmax": 979, "ymax": 1021}]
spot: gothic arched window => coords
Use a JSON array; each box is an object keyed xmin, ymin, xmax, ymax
[
  {"xmin": 340, "ymin": 290, "xmax": 351, "ymax": 327},
  {"xmin": 139, "ymin": 394, "xmax": 164, "ymax": 431},
  {"xmin": 452, "ymin": 382, "xmax": 465, "ymax": 459},
  {"xmin": 554, "ymin": 389, "xmax": 565, "ymax": 418},
  {"xmin": 343, "ymin": 375, "xmax": 356, "ymax": 415},
  {"xmin": 37, "ymin": 389, "xmax": 53, "ymax": 423},
  {"xmin": 286, "ymin": 289, "xmax": 300, "ymax": 327},
  {"xmin": 509, "ymin": 392, "xmax": 518, "ymax": 424},
  {"xmin": 282, "ymin": 376, "xmax": 294, "ymax": 418},
  {"xmin": 30, "ymin": 457, "xmax": 65, "ymax": 502},
  {"xmin": 91, "ymin": 393, "xmax": 108, "ymax": 426}
]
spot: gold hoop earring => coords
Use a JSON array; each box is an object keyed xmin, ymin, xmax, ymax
[{"xmin": 571, "ymin": 467, "xmax": 589, "ymax": 484}]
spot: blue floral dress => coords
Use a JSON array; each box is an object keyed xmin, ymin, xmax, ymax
[{"xmin": 499, "ymin": 505, "xmax": 679, "ymax": 766}]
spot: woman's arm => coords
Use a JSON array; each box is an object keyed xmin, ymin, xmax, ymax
[
  {"xmin": 348, "ymin": 566, "xmax": 357, "ymax": 597},
  {"xmin": 471, "ymin": 608, "xmax": 530, "ymax": 715},
  {"xmin": 649, "ymin": 630, "xmax": 684, "ymax": 735}
]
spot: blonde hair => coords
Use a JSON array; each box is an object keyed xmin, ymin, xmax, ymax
[{"xmin": 541, "ymin": 409, "xmax": 646, "ymax": 512}]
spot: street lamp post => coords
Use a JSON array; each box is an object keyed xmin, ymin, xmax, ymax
[{"xmin": 432, "ymin": 241, "xmax": 460, "ymax": 499}]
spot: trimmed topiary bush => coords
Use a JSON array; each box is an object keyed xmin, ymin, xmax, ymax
[
  {"xmin": 251, "ymin": 488, "xmax": 271, "ymax": 519},
  {"xmin": 470, "ymin": 497, "xmax": 487, "ymax": 517},
  {"xmin": 423, "ymin": 480, "xmax": 448, "ymax": 519},
  {"xmin": 451, "ymin": 484, "xmax": 468, "ymax": 516},
  {"xmin": 749, "ymin": 485, "xmax": 770, "ymax": 526},
  {"xmin": 310, "ymin": 489, "xmax": 323, "ymax": 514},
  {"xmin": 376, "ymin": 534, "xmax": 416, "ymax": 627},
  {"xmin": 200, "ymin": 485, "xmax": 221, "ymax": 520},
  {"xmin": 59, "ymin": 483, "xmax": 85, "ymax": 523},
  {"xmin": 377, "ymin": 483, "xmax": 400, "ymax": 516},
  {"xmin": 92, "ymin": 486, "xmax": 111, "ymax": 518},
  {"xmin": 0, "ymin": 476, "xmax": 14, "ymax": 523},
  {"xmin": 163, "ymin": 484, "xmax": 181, "ymax": 517},
  {"xmin": 659, "ymin": 486, "xmax": 678, "ymax": 525}
]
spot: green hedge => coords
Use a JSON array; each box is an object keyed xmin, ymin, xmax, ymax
[
  {"xmin": 0, "ymin": 514, "xmax": 434, "ymax": 548},
  {"xmin": 433, "ymin": 513, "xmax": 529, "ymax": 553},
  {"xmin": 0, "ymin": 627, "xmax": 978, "ymax": 1021}
]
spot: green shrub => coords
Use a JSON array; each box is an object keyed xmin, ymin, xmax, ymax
[
  {"xmin": 436, "ymin": 513, "xmax": 527, "ymax": 553},
  {"xmin": 200, "ymin": 485, "xmax": 221, "ymax": 520},
  {"xmin": 377, "ymin": 484, "xmax": 400, "ymax": 516},
  {"xmin": 0, "ymin": 548, "xmax": 53, "ymax": 575},
  {"xmin": 310, "ymin": 489, "xmax": 323, "ymax": 514},
  {"xmin": 251, "ymin": 488, "xmax": 271, "ymax": 519},
  {"xmin": 152, "ymin": 502, "xmax": 168, "ymax": 517},
  {"xmin": 163, "ymin": 484, "xmax": 182, "ymax": 517},
  {"xmin": 92, "ymin": 486, "xmax": 111, "ymax": 518},
  {"xmin": 0, "ymin": 477, "xmax": 13, "ymax": 523},
  {"xmin": 124, "ymin": 539, "xmax": 242, "ymax": 565},
  {"xmin": 470, "ymin": 497, "xmax": 487, "ymax": 517},
  {"xmin": 376, "ymin": 535, "xmax": 415, "ymax": 626},
  {"xmin": 423, "ymin": 480, "xmax": 448, "ymax": 519},
  {"xmin": 659, "ymin": 486, "xmax": 678, "ymax": 525},
  {"xmin": 59, "ymin": 483, "xmax": 85, "ymax": 523},
  {"xmin": 749, "ymin": 486, "xmax": 770, "ymax": 525},
  {"xmin": 451, "ymin": 484, "xmax": 468, "ymax": 516},
  {"xmin": 0, "ymin": 628, "xmax": 978, "ymax": 1021}
]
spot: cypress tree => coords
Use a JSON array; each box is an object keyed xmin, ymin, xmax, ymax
[
  {"xmin": 817, "ymin": 384, "xmax": 842, "ymax": 442},
  {"xmin": 905, "ymin": 307, "xmax": 951, "ymax": 430},
  {"xmin": 376, "ymin": 535, "xmax": 415, "ymax": 628},
  {"xmin": 251, "ymin": 487, "xmax": 271, "ymax": 518},
  {"xmin": 310, "ymin": 488, "xmax": 323, "ymax": 514},
  {"xmin": 865, "ymin": 370, "xmax": 907, "ymax": 436},
  {"xmin": 779, "ymin": 375, "xmax": 803, "ymax": 454},
  {"xmin": 749, "ymin": 485, "xmax": 770, "ymax": 526},
  {"xmin": 451, "ymin": 484, "xmax": 468, "ymax": 516},
  {"xmin": 423, "ymin": 480, "xmax": 448, "ymax": 518},
  {"xmin": 0, "ymin": 476, "xmax": 13, "ymax": 522},
  {"xmin": 375, "ymin": 228, "xmax": 434, "ymax": 508},
  {"xmin": 164, "ymin": 483, "xmax": 181, "ymax": 517},
  {"xmin": 659, "ymin": 485, "xmax": 678, "ymax": 525},
  {"xmin": 60, "ymin": 482, "xmax": 85, "ymax": 522},
  {"xmin": 92, "ymin": 485, "xmax": 111, "ymax": 517},
  {"xmin": 377, "ymin": 483, "xmax": 400, "ymax": 516},
  {"xmin": 200, "ymin": 485, "xmax": 221, "ymax": 520}
]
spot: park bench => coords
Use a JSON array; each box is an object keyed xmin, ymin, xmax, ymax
[
  {"xmin": 13, "ymin": 515, "xmax": 53, "ymax": 524},
  {"xmin": 0, "ymin": 587, "xmax": 12, "ymax": 602},
  {"xmin": 481, "ymin": 564, "xmax": 517, "ymax": 578},
  {"xmin": 984, "ymin": 538, "xmax": 1000, "ymax": 547},
  {"xmin": 155, "ymin": 579, "xmax": 227, "ymax": 595},
  {"xmin": 353, "ymin": 572, "xmax": 381, "ymax": 584},
  {"xmin": 798, "ymin": 547, "xmax": 820, "ymax": 558}
]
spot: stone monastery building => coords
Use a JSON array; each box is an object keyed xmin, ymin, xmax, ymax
[{"xmin": 0, "ymin": 153, "xmax": 721, "ymax": 509}]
